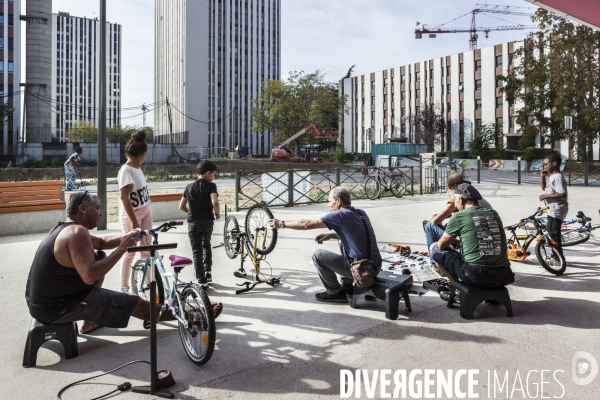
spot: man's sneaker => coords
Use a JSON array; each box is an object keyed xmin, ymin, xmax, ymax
[
  {"xmin": 198, "ymin": 279, "xmax": 209, "ymax": 291},
  {"xmin": 205, "ymin": 271, "xmax": 212, "ymax": 283},
  {"xmin": 120, "ymin": 286, "xmax": 130, "ymax": 293},
  {"xmin": 315, "ymin": 291, "xmax": 348, "ymax": 303},
  {"xmin": 343, "ymin": 286, "xmax": 354, "ymax": 299}
]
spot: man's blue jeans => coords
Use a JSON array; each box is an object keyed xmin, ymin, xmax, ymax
[{"xmin": 425, "ymin": 222, "xmax": 446, "ymax": 264}]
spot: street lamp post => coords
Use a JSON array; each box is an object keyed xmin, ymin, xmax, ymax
[{"xmin": 97, "ymin": 0, "xmax": 107, "ymax": 230}]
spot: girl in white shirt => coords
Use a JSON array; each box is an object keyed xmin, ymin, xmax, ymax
[{"xmin": 117, "ymin": 130, "xmax": 152, "ymax": 292}]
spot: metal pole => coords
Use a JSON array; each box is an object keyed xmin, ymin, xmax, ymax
[
  {"xmin": 584, "ymin": 162, "xmax": 589, "ymax": 187},
  {"xmin": 410, "ymin": 166, "xmax": 414, "ymax": 196},
  {"xmin": 235, "ymin": 170, "xmax": 240, "ymax": 211},
  {"xmin": 335, "ymin": 168, "xmax": 340, "ymax": 187},
  {"xmin": 97, "ymin": 0, "xmax": 107, "ymax": 230},
  {"xmin": 419, "ymin": 157, "xmax": 423, "ymax": 196},
  {"xmin": 477, "ymin": 156, "xmax": 481, "ymax": 184},
  {"xmin": 517, "ymin": 157, "xmax": 521, "ymax": 185}
]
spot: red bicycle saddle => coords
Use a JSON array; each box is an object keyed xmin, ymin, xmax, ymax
[{"xmin": 169, "ymin": 254, "xmax": 193, "ymax": 267}]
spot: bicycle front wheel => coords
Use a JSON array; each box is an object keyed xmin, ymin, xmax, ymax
[
  {"xmin": 130, "ymin": 259, "xmax": 165, "ymax": 304},
  {"xmin": 223, "ymin": 216, "xmax": 241, "ymax": 259},
  {"xmin": 245, "ymin": 204, "xmax": 278, "ymax": 255},
  {"xmin": 461, "ymin": 170, "xmax": 471, "ymax": 181},
  {"xmin": 364, "ymin": 176, "xmax": 380, "ymax": 200},
  {"xmin": 390, "ymin": 175, "xmax": 407, "ymax": 198},
  {"xmin": 561, "ymin": 230, "xmax": 590, "ymax": 247},
  {"xmin": 534, "ymin": 240, "xmax": 566, "ymax": 275},
  {"xmin": 179, "ymin": 283, "xmax": 216, "ymax": 365}
]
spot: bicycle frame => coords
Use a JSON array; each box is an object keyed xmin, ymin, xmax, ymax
[
  {"xmin": 137, "ymin": 229, "xmax": 190, "ymax": 329},
  {"xmin": 234, "ymin": 226, "xmax": 280, "ymax": 294},
  {"xmin": 505, "ymin": 207, "xmax": 550, "ymax": 261}
]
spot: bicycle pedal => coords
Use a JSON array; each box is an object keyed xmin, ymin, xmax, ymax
[
  {"xmin": 143, "ymin": 320, "xmax": 151, "ymax": 330},
  {"xmin": 234, "ymin": 270, "xmax": 247, "ymax": 278},
  {"xmin": 526, "ymin": 251, "xmax": 531, "ymax": 256}
]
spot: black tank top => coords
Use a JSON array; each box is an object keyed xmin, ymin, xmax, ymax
[{"xmin": 25, "ymin": 222, "xmax": 93, "ymax": 323}]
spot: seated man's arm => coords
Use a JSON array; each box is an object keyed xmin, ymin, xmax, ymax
[
  {"xmin": 69, "ymin": 227, "xmax": 137, "ymax": 285},
  {"xmin": 268, "ymin": 218, "xmax": 326, "ymax": 230},
  {"xmin": 431, "ymin": 203, "xmax": 457, "ymax": 226},
  {"xmin": 437, "ymin": 232, "xmax": 456, "ymax": 250}
]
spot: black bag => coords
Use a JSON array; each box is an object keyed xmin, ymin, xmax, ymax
[{"xmin": 350, "ymin": 209, "xmax": 375, "ymax": 287}]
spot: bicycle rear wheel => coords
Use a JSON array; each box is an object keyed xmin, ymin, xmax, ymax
[
  {"xmin": 364, "ymin": 176, "xmax": 380, "ymax": 200},
  {"xmin": 461, "ymin": 170, "xmax": 471, "ymax": 182},
  {"xmin": 245, "ymin": 204, "xmax": 278, "ymax": 255},
  {"xmin": 179, "ymin": 283, "xmax": 215, "ymax": 365},
  {"xmin": 561, "ymin": 230, "xmax": 590, "ymax": 247},
  {"xmin": 534, "ymin": 240, "xmax": 566, "ymax": 275},
  {"xmin": 223, "ymin": 216, "xmax": 241, "ymax": 259},
  {"xmin": 390, "ymin": 175, "xmax": 407, "ymax": 198},
  {"xmin": 130, "ymin": 259, "xmax": 165, "ymax": 304}
]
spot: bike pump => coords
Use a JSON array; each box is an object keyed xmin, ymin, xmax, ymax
[{"xmin": 127, "ymin": 243, "xmax": 178, "ymax": 399}]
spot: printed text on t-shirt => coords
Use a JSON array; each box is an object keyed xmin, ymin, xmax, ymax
[{"xmin": 130, "ymin": 186, "xmax": 149, "ymax": 207}]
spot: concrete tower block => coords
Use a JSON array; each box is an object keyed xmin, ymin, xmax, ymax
[{"xmin": 25, "ymin": 0, "xmax": 53, "ymax": 143}]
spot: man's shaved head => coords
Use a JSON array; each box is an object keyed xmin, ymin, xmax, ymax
[{"xmin": 448, "ymin": 173, "xmax": 464, "ymax": 189}]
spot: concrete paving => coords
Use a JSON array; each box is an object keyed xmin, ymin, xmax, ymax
[{"xmin": 2, "ymin": 182, "xmax": 599, "ymax": 399}]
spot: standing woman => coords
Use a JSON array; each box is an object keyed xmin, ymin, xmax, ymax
[
  {"xmin": 64, "ymin": 147, "xmax": 83, "ymax": 190},
  {"xmin": 117, "ymin": 130, "xmax": 152, "ymax": 292}
]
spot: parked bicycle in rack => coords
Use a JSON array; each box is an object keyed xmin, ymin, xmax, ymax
[{"xmin": 364, "ymin": 167, "xmax": 408, "ymax": 200}]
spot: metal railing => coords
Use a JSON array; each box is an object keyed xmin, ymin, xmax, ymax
[
  {"xmin": 566, "ymin": 161, "xmax": 600, "ymax": 186},
  {"xmin": 234, "ymin": 166, "xmax": 415, "ymax": 211}
]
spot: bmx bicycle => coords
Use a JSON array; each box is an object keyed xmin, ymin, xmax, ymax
[
  {"xmin": 223, "ymin": 204, "xmax": 280, "ymax": 294},
  {"xmin": 504, "ymin": 206, "xmax": 567, "ymax": 275},
  {"xmin": 539, "ymin": 211, "xmax": 600, "ymax": 247},
  {"xmin": 130, "ymin": 221, "xmax": 216, "ymax": 365},
  {"xmin": 364, "ymin": 167, "xmax": 407, "ymax": 200}
]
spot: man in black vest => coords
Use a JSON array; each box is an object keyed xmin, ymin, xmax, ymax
[{"xmin": 25, "ymin": 192, "xmax": 178, "ymax": 334}]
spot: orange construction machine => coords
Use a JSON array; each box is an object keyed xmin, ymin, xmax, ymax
[{"xmin": 270, "ymin": 124, "xmax": 338, "ymax": 162}]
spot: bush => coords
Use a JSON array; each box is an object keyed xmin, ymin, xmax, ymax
[
  {"xmin": 21, "ymin": 158, "xmax": 47, "ymax": 168},
  {"xmin": 436, "ymin": 150, "xmax": 470, "ymax": 159},
  {"xmin": 522, "ymin": 147, "xmax": 555, "ymax": 162},
  {"xmin": 146, "ymin": 165, "xmax": 172, "ymax": 181}
]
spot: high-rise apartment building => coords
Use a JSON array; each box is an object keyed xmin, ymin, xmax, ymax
[
  {"xmin": 155, "ymin": 0, "xmax": 280, "ymax": 156},
  {"xmin": 51, "ymin": 12, "xmax": 121, "ymax": 142},
  {"xmin": 0, "ymin": 0, "xmax": 21, "ymax": 157},
  {"xmin": 339, "ymin": 40, "xmax": 575, "ymax": 157}
]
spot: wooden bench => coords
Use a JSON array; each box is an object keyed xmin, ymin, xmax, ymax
[
  {"xmin": 150, "ymin": 193, "xmax": 183, "ymax": 203},
  {"xmin": 0, "ymin": 181, "xmax": 66, "ymax": 213}
]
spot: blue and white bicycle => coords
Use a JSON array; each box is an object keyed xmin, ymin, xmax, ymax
[{"xmin": 130, "ymin": 221, "xmax": 216, "ymax": 365}]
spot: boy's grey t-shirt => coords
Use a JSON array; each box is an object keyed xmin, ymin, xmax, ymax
[{"xmin": 544, "ymin": 173, "xmax": 568, "ymax": 219}]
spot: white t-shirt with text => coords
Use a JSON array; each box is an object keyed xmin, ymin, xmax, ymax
[{"xmin": 117, "ymin": 165, "xmax": 150, "ymax": 212}]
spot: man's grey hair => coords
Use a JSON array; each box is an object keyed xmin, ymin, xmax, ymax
[
  {"xmin": 330, "ymin": 186, "xmax": 351, "ymax": 205},
  {"xmin": 66, "ymin": 192, "xmax": 99, "ymax": 217},
  {"xmin": 453, "ymin": 193, "xmax": 478, "ymax": 205}
]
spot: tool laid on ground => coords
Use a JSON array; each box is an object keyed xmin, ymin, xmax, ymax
[{"xmin": 423, "ymin": 278, "xmax": 452, "ymax": 293}]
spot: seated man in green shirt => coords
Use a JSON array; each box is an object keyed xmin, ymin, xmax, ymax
[{"xmin": 429, "ymin": 183, "xmax": 514, "ymax": 299}]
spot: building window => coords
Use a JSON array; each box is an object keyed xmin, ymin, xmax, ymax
[
  {"xmin": 384, "ymin": 110, "xmax": 388, "ymax": 118},
  {"xmin": 475, "ymin": 119, "xmax": 482, "ymax": 128},
  {"xmin": 8, "ymin": 62, "xmax": 13, "ymax": 73},
  {"xmin": 384, "ymin": 94, "xmax": 387, "ymax": 102},
  {"xmin": 476, "ymin": 99, "xmax": 482, "ymax": 110},
  {"xmin": 446, "ymin": 65, "xmax": 451, "ymax": 76},
  {"xmin": 401, "ymin": 92, "xmax": 405, "ymax": 100},
  {"xmin": 509, "ymin": 54, "xmax": 514, "ymax": 65},
  {"xmin": 447, "ymin": 102, "xmax": 451, "ymax": 112},
  {"xmin": 416, "ymin": 71, "xmax": 420, "ymax": 81},
  {"xmin": 459, "ymin": 63, "xmax": 464, "ymax": 74},
  {"xmin": 0, "ymin": 15, "xmax": 3, "ymax": 26},
  {"xmin": 496, "ymin": 96, "xmax": 503, "ymax": 108},
  {"xmin": 0, "ymin": 61, "xmax": 3, "ymax": 72},
  {"xmin": 496, "ymin": 117, "xmax": 503, "ymax": 129},
  {"xmin": 460, "ymin": 101, "xmax": 464, "ymax": 112},
  {"xmin": 509, "ymin": 116, "xmax": 515, "ymax": 128},
  {"xmin": 446, "ymin": 84, "xmax": 451, "ymax": 94},
  {"xmin": 496, "ymin": 79, "xmax": 504, "ymax": 88},
  {"xmin": 475, "ymin": 79, "xmax": 482, "ymax": 90},
  {"xmin": 496, "ymin": 55, "xmax": 503, "ymax": 67},
  {"xmin": 475, "ymin": 59, "xmax": 482, "ymax": 71},
  {"xmin": 430, "ymin": 69, "xmax": 434, "ymax": 79},
  {"xmin": 416, "ymin": 89, "xmax": 420, "ymax": 98},
  {"xmin": 401, "ymin": 108, "xmax": 405, "ymax": 117},
  {"xmin": 384, "ymin": 77, "xmax": 388, "ymax": 87},
  {"xmin": 371, "ymin": 111, "xmax": 375, "ymax": 120},
  {"xmin": 401, "ymin": 74, "xmax": 405, "ymax": 84},
  {"xmin": 371, "ymin": 96, "xmax": 375, "ymax": 105}
]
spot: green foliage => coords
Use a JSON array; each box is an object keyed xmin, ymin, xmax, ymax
[
  {"xmin": 5, "ymin": 161, "xmax": 11, "ymax": 169},
  {"xmin": 331, "ymin": 142, "xmax": 351, "ymax": 163},
  {"xmin": 408, "ymin": 102, "xmax": 445, "ymax": 152},
  {"xmin": 0, "ymin": 99, "xmax": 15, "ymax": 122},
  {"xmin": 250, "ymin": 70, "xmax": 349, "ymax": 154},
  {"xmin": 21, "ymin": 158, "xmax": 47, "ymax": 168},
  {"xmin": 66, "ymin": 122, "xmax": 154, "ymax": 144},
  {"xmin": 522, "ymin": 147, "xmax": 555, "ymax": 162},
  {"xmin": 146, "ymin": 165, "xmax": 172, "ymax": 181},
  {"xmin": 437, "ymin": 150, "xmax": 470, "ymax": 159}
]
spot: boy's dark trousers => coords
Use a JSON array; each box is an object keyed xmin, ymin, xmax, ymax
[
  {"xmin": 546, "ymin": 216, "xmax": 564, "ymax": 256},
  {"xmin": 188, "ymin": 220, "xmax": 214, "ymax": 281}
]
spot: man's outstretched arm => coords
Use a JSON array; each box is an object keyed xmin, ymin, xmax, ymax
[{"xmin": 268, "ymin": 218, "xmax": 327, "ymax": 230}]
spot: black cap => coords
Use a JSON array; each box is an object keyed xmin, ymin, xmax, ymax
[{"xmin": 454, "ymin": 183, "xmax": 482, "ymax": 200}]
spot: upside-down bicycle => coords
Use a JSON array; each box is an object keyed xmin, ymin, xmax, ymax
[
  {"xmin": 223, "ymin": 204, "xmax": 280, "ymax": 294},
  {"xmin": 504, "ymin": 206, "xmax": 567, "ymax": 275},
  {"xmin": 364, "ymin": 167, "xmax": 408, "ymax": 200},
  {"xmin": 448, "ymin": 158, "xmax": 471, "ymax": 182},
  {"xmin": 130, "ymin": 221, "xmax": 216, "ymax": 365}
]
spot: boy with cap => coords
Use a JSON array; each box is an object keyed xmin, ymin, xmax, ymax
[{"xmin": 429, "ymin": 183, "xmax": 514, "ymax": 301}]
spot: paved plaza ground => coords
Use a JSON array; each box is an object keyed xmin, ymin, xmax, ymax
[{"xmin": 1, "ymin": 182, "xmax": 599, "ymax": 399}]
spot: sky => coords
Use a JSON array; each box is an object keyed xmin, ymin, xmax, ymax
[{"xmin": 47, "ymin": 0, "xmax": 538, "ymax": 127}]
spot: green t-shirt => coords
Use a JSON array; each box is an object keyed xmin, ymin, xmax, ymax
[{"xmin": 445, "ymin": 206, "xmax": 510, "ymax": 268}]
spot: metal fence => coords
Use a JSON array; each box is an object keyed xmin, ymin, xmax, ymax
[
  {"xmin": 566, "ymin": 161, "xmax": 600, "ymax": 186},
  {"xmin": 234, "ymin": 166, "xmax": 415, "ymax": 211}
]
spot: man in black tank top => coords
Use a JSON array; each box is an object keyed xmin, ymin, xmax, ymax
[{"xmin": 26, "ymin": 192, "xmax": 160, "ymax": 334}]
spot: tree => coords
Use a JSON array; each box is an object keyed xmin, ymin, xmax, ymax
[
  {"xmin": 408, "ymin": 102, "xmax": 445, "ymax": 152},
  {"xmin": 250, "ymin": 70, "xmax": 349, "ymax": 155},
  {"xmin": 499, "ymin": 9, "xmax": 600, "ymax": 160},
  {"xmin": 469, "ymin": 123, "xmax": 502, "ymax": 161},
  {"xmin": 342, "ymin": 65, "xmax": 355, "ymax": 80},
  {"xmin": 0, "ymin": 100, "xmax": 14, "ymax": 123},
  {"xmin": 66, "ymin": 122, "xmax": 154, "ymax": 143}
]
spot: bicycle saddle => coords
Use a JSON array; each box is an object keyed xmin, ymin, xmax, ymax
[
  {"xmin": 504, "ymin": 224, "xmax": 518, "ymax": 231},
  {"xmin": 169, "ymin": 254, "xmax": 193, "ymax": 267}
]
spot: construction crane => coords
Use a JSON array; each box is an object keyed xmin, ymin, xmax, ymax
[{"xmin": 415, "ymin": 4, "xmax": 537, "ymax": 50}]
